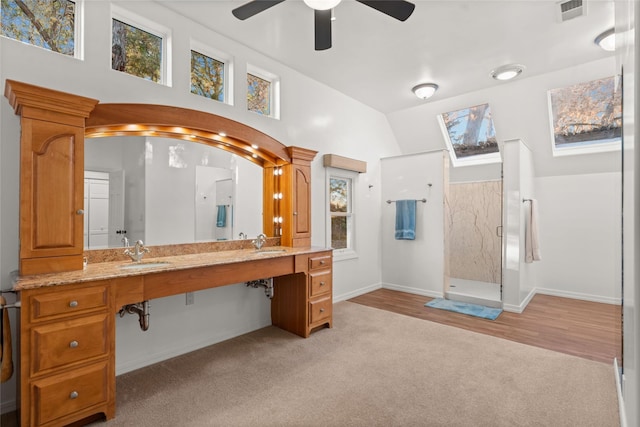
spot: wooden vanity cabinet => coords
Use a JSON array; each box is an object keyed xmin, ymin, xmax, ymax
[
  {"xmin": 19, "ymin": 280, "xmax": 115, "ymax": 427},
  {"xmin": 271, "ymin": 250, "xmax": 333, "ymax": 337}
]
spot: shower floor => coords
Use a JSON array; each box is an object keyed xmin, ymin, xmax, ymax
[{"xmin": 446, "ymin": 277, "xmax": 502, "ymax": 308}]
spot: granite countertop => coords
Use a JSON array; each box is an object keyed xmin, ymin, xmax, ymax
[{"xmin": 13, "ymin": 246, "xmax": 331, "ymax": 291}]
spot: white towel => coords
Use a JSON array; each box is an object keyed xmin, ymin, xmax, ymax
[{"xmin": 525, "ymin": 199, "xmax": 541, "ymax": 263}]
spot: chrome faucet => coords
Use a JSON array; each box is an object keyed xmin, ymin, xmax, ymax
[
  {"xmin": 239, "ymin": 232, "xmax": 247, "ymax": 240},
  {"xmin": 122, "ymin": 236, "xmax": 130, "ymax": 248},
  {"xmin": 124, "ymin": 240, "xmax": 150, "ymax": 262},
  {"xmin": 252, "ymin": 233, "xmax": 267, "ymax": 250}
]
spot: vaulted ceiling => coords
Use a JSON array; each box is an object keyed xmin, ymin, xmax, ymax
[{"xmin": 160, "ymin": 0, "xmax": 616, "ymax": 114}]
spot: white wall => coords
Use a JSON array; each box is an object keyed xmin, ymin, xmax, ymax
[
  {"xmin": 502, "ymin": 139, "xmax": 537, "ymax": 312},
  {"xmin": 0, "ymin": 1, "xmax": 400, "ymax": 412},
  {"xmin": 534, "ymin": 172, "xmax": 621, "ymax": 303},
  {"xmin": 380, "ymin": 151, "xmax": 446, "ymax": 297}
]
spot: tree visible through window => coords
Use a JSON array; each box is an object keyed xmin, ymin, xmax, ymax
[
  {"xmin": 438, "ymin": 103, "xmax": 501, "ymax": 167},
  {"xmin": 330, "ymin": 176, "xmax": 352, "ymax": 250},
  {"xmin": 548, "ymin": 76, "xmax": 622, "ymax": 152},
  {"xmin": 191, "ymin": 50, "xmax": 224, "ymax": 102},
  {"xmin": 247, "ymin": 73, "xmax": 271, "ymax": 115},
  {"xmin": 1, "ymin": 0, "xmax": 75, "ymax": 55},
  {"xmin": 112, "ymin": 18, "xmax": 162, "ymax": 82}
]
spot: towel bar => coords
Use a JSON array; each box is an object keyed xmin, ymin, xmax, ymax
[
  {"xmin": 0, "ymin": 301, "xmax": 21, "ymax": 310},
  {"xmin": 522, "ymin": 198, "xmax": 533, "ymax": 203},
  {"xmin": 387, "ymin": 198, "xmax": 427, "ymax": 204}
]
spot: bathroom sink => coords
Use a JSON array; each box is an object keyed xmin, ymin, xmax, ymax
[
  {"xmin": 255, "ymin": 248, "xmax": 287, "ymax": 254},
  {"xmin": 119, "ymin": 261, "xmax": 171, "ymax": 270}
]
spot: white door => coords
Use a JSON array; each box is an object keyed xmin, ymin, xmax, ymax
[
  {"xmin": 88, "ymin": 179, "xmax": 110, "ymax": 249},
  {"xmin": 109, "ymin": 170, "xmax": 126, "ymax": 247}
]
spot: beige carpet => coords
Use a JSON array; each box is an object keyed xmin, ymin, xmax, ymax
[{"xmin": 96, "ymin": 301, "xmax": 619, "ymax": 427}]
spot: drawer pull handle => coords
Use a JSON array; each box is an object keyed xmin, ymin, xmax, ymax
[
  {"xmin": 320, "ymin": 308, "xmax": 325, "ymax": 313},
  {"xmin": 69, "ymin": 340, "xmax": 79, "ymax": 349},
  {"xmin": 320, "ymin": 260, "xmax": 325, "ymax": 265},
  {"xmin": 320, "ymin": 281, "xmax": 325, "ymax": 286},
  {"xmin": 69, "ymin": 300, "xmax": 78, "ymax": 308},
  {"xmin": 76, "ymin": 209, "xmax": 84, "ymax": 215},
  {"xmin": 69, "ymin": 391, "xmax": 79, "ymax": 400}
]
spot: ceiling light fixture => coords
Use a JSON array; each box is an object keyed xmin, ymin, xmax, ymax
[
  {"xmin": 491, "ymin": 64, "xmax": 525, "ymax": 81},
  {"xmin": 303, "ymin": 0, "xmax": 341, "ymax": 10},
  {"xmin": 412, "ymin": 83, "xmax": 439, "ymax": 100},
  {"xmin": 594, "ymin": 28, "xmax": 615, "ymax": 52}
]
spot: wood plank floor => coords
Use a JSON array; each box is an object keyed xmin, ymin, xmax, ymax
[{"xmin": 348, "ymin": 289, "xmax": 622, "ymax": 365}]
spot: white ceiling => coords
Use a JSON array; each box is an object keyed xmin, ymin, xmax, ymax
[{"xmin": 160, "ymin": 0, "xmax": 616, "ymax": 114}]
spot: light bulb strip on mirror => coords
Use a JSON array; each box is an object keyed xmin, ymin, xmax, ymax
[{"xmin": 85, "ymin": 125, "xmax": 280, "ymax": 167}]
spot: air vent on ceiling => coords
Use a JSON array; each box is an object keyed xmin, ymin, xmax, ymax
[{"xmin": 557, "ymin": 0, "xmax": 586, "ymax": 22}]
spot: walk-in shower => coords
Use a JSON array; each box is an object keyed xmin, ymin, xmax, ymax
[{"xmin": 445, "ymin": 176, "xmax": 503, "ymax": 308}]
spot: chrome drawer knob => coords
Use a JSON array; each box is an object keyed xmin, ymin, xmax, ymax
[
  {"xmin": 320, "ymin": 260, "xmax": 325, "ymax": 265},
  {"xmin": 320, "ymin": 282, "xmax": 325, "ymax": 286},
  {"xmin": 320, "ymin": 308, "xmax": 325, "ymax": 313},
  {"xmin": 69, "ymin": 300, "xmax": 78, "ymax": 308},
  {"xmin": 69, "ymin": 391, "xmax": 79, "ymax": 399},
  {"xmin": 69, "ymin": 340, "xmax": 79, "ymax": 349},
  {"xmin": 76, "ymin": 209, "xmax": 84, "ymax": 215}
]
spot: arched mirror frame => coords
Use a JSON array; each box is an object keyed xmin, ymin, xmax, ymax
[{"xmin": 5, "ymin": 79, "xmax": 316, "ymax": 275}]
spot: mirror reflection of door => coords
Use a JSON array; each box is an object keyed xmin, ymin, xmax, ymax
[
  {"xmin": 84, "ymin": 171, "xmax": 115, "ymax": 249},
  {"xmin": 108, "ymin": 170, "xmax": 126, "ymax": 247}
]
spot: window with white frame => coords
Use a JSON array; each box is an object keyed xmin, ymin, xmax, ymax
[
  {"xmin": 437, "ymin": 103, "xmax": 501, "ymax": 167},
  {"xmin": 190, "ymin": 41, "xmax": 233, "ymax": 104},
  {"xmin": 111, "ymin": 6, "xmax": 171, "ymax": 85},
  {"xmin": 327, "ymin": 169, "xmax": 357, "ymax": 259},
  {"xmin": 1, "ymin": 0, "xmax": 82, "ymax": 58},
  {"xmin": 547, "ymin": 75, "xmax": 622, "ymax": 156},
  {"xmin": 247, "ymin": 64, "xmax": 280, "ymax": 119}
]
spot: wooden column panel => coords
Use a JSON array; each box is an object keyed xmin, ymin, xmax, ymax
[
  {"xmin": 280, "ymin": 146, "xmax": 317, "ymax": 247},
  {"xmin": 4, "ymin": 80, "xmax": 98, "ymax": 275}
]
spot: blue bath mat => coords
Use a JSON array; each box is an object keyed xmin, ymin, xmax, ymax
[{"xmin": 425, "ymin": 298, "xmax": 502, "ymax": 320}]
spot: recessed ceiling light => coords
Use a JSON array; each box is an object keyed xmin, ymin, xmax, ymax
[
  {"xmin": 412, "ymin": 83, "xmax": 439, "ymax": 100},
  {"xmin": 595, "ymin": 28, "xmax": 615, "ymax": 52},
  {"xmin": 219, "ymin": 132, "xmax": 227, "ymax": 137},
  {"xmin": 251, "ymin": 144, "xmax": 259, "ymax": 149},
  {"xmin": 491, "ymin": 64, "xmax": 525, "ymax": 81}
]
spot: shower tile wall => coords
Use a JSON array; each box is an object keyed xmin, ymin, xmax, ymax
[{"xmin": 446, "ymin": 181, "xmax": 502, "ymax": 284}]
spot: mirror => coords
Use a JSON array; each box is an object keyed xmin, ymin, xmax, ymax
[{"xmin": 84, "ymin": 136, "xmax": 263, "ymax": 249}]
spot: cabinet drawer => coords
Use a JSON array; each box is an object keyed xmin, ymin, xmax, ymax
[
  {"xmin": 309, "ymin": 271, "xmax": 332, "ymax": 298},
  {"xmin": 31, "ymin": 284, "xmax": 108, "ymax": 321},
  {"xmin": 309, "ymin": 254, "xmax": 331, "ymax": 271},
  {"xmin": 32, "ymin": 313, "xmax": 109, "ymax": 375},
  {"xmin": 32, "ymin": 361, "xmax": 108, "ymax": 426},
  {"xmin": 309, "ymin": 296, "xmax": 332, "ymax": 324}
]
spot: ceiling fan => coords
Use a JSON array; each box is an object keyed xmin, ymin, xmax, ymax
[{"xmin": 232, "ymin": 0, "xmax": 415, "ymax": 51}]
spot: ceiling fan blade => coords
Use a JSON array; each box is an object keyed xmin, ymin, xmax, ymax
[
  {"xmin": 355, "ymin": 0, "xmax": 415, "ymax": 21},
  {"xmin": 232, "ymin": 0, "xmax": 286, "ymax": 20},
  {"xmin": 314, "ymin": 9, "xmax": 332, "ymax": 51}
]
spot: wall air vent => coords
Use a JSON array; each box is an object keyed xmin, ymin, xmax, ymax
[{"xmin": 557, "ymin": 0, "xmax": 586, "ymax": 22}]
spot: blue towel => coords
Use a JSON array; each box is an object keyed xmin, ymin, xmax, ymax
[
  {"xmin": 395, "ymin": 200, "xmax": 416, "ymax": 240},
  {"xmin": 216, "ymin": 205, "xmax": 226, "ymax": 227}
]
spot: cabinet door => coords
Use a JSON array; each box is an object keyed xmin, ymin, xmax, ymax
[
  {"xmin": 291, "ymin": 164, "xmax": 311, "ymax": 242},
  {"xmin": 20, "ymin": 118, "xmax": 85, "ymax": 272}
]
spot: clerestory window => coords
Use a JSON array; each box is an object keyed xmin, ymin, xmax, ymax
[
  {"xmin": 111, "ymin": 7, "xmax": 170, "ymax": 85},
  {"xmin": 1, "ymin": 0, "xmax": 80, "ymax": 58}
]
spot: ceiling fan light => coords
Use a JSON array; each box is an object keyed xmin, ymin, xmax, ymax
[
  {"xmin": 491, "ymin": 64, "xmax": 525, "ymax": 81},
  {"xmin": 412, "ymin": 83, "xmax": 438, "ymax": 100},
  {"xmin": 304, "ymin": 0, "xmax": 342, "ymax": 10},
  {"xmin": 594, "ymin": 28, "xmax": 615, "ymax": 52}
]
